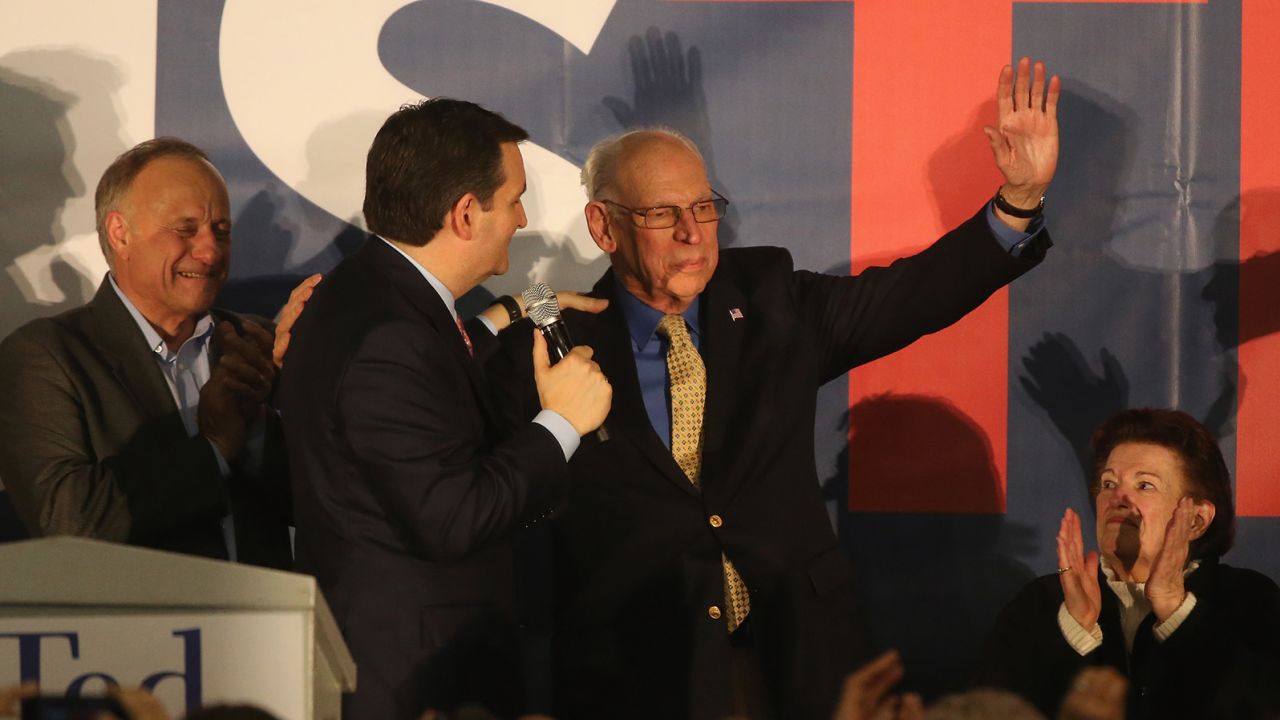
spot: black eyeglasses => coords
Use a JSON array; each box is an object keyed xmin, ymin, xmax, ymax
[{"xmin": 601, "ymin": 190, "xmax": 730, "ymax": 229}]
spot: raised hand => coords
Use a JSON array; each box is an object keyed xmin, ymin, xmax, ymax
[
  {"xmin": 1057, "ymin": 508, "xmax": 1102, "ymax": 630},
  {"xmin": 1146, "ymin": 497, "xmax": 1196, "ymax": 621},
  {"xmin": 831, "ymin": 650, "xmax": 924, "ymax": 720},
  {"xmin": 984, "ymin": 57, "xmax": 1060, "ymax": 212},
  {"xmin": 273, "ymin": 273, "xmax": 322, "ymax": 367}
]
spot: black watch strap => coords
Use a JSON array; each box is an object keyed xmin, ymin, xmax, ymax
[
  {"xmin": 994, "ymin": 187, "xmax": 1045, "ymax": 218},
  {"xmin": 492, "ymin": 295, "xmax": 522, "ymax": 324}
]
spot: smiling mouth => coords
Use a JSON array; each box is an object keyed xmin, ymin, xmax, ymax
[{"xmin": 176, "ymin": 271, "xmax": 217, "ymax": 279}]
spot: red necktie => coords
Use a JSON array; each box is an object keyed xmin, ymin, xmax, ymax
[{"xmin": 456, "ymin": 317, "xmax": 474, "ymax": 357}]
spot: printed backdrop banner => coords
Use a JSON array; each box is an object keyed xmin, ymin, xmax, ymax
[{"xmin": 2, "ymin": 0, "xmax": 1277, "ymax": 697}]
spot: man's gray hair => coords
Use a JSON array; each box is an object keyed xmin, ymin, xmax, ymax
[
  {"xmin": 94, "ymin": 137, "xmax": 214, "ymax": 268},
  {"xmin": 580, "ymin": 127, "xmax": 705, "ymax": 201}
]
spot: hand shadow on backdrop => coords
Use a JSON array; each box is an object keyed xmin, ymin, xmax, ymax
[
  {"xmin": 217, "ymin": 112, "xmax": 383, "ymax": 319},
  {"xmin": 1016, "ymin": 88, "xmax": 1249, "ymax": 487},
  {"xmin": 601, "ymin": 27, "xmax": 740, "ymax": 250}
]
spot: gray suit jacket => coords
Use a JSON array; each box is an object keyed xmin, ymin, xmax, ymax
[{"xmin": 0, "ymin": 277, "xmax": 291, "ymax": 567}]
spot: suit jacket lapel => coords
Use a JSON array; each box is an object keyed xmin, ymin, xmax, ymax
[
  {"xmin": 361, "ymin": 238, "xmax": 500, "ymax": 427},
  {"xmin": 85, "ymin": 279, "xmax": 184, "ymax": 427},
  {"xmin": 583, "ymin": 272, "xmax": 696, "ymax": 496},
  {"xmin": 700, "ymin": 270, "xmax": 746, "ymax": 463}
]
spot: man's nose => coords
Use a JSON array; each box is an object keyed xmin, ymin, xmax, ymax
[
  {"xmin": 190, "ymin": 226, "xmax": 224, "ymax": 264},
  {"xmin": 673, "ymin": 207, "xmax": 702, "ymax": 244}
]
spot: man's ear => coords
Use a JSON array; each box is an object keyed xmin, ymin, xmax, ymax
[
  {"xmin": 585, "ymin": 202, "xmax": 616, "ymax": 254},
  {"xmin": 105, "ymin": 211, "xmax": 131, "ymax": 260},
  {"xmin": 1190, "ymin": 500, "xmax": 1216, "ymax": 541},
  {"xmin": 449, "ymin": 193, "xmax": 480, "ymax": 240}
]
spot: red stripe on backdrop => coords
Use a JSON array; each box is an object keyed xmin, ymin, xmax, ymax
[
  {"xmin": 1237, "ymin": 0, "xmax": 1280, "ymax": 516},
  {"xmin": 845, "ymin": 0, "xmax": 1210, "ymax": 514},
  {"xmin": 847, "ymin": 0, "xmax": 1014, "ymax": 513}
]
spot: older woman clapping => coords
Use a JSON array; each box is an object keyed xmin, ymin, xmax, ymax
[{"xmin": 980, "ymin": 409, "xmax": 1280, "ymax": 720}]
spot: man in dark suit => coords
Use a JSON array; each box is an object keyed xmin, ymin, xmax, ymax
[
  {"xmin": 278, "ymin": 99, "xmax": 611, "ymax": 719},
  {"xmin": 0, "ymin": 138, "xmax": 290, "ymax": 568},
  {"xmin": 494, "ymin": 58, "xmax": 1062, "ymax": 719}
]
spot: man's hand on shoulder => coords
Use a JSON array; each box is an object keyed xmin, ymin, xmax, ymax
[
  {"xmin": 482, "ymin": 290, "xmax": 609, "ymax": 333},
  {"xmin": 200, "ymin": 321, "xmax": 276, "ymax": 460},
  {"xmin": 273, "ymin": 273, "xmax": 322, "ymax": 367},
  {"xmin": 531, "ymin": 329, "xmax": 611, "ymax": 436}
]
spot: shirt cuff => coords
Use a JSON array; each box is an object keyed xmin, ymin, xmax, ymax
[
  {"xmin": 985, "ymin": 203, "xmax": 1046, "ymax": 257},
  {"xmin": 1153, "ymin": 592, "xmax": 1198, "ymax": 642},
  {"xmin": 206, "ymin": 437, "xmax": 232, "ymax": 479},
  {"xmin": 1057, "ymin": 602, "xmax": 1103, "ymax": 656},
  {"xmin": 476, "ymin": 315, "xmax": 498, "ymax": 336},
  {"xmin": 534, "ymin": 409, "xmax": 581, "ymax": 462}
]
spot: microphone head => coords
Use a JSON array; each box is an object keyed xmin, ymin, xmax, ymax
[{"xmin": 522, "ymin": 283, "xmax": 562, "ymax": 329}]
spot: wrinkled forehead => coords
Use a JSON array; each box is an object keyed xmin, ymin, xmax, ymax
[{"xmin": 614, "ymin": 136, "xmax": 710, "ymax": 205}]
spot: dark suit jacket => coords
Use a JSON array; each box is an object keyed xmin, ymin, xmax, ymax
[
  {"xmin": 495, "ymin": 208, "xmax": 1049, "ymax": 720},
  {"xmin": 279, "ymin": 238, "xmax": 570, "ymax": 720},
  {"xmin": 0, "ymin": 278, "xmax": 292, "ymax": 568},
  {"xmin": 980, "ymin": 558, "xmax": 1280, "ymax": 719}
]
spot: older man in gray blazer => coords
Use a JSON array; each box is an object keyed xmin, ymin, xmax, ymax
[{"xmin": 0, "ymin": 138, "xmax": 291, "ymax": 568}]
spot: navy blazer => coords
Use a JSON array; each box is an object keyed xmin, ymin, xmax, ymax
[
  {"xmin": 981, "ymin": 557, "xmax": 1280, "ymax": 719},
  {"xmin": 497, "ymin": 207, "xmax": 1049, "ymax": 720},
  {"xmin": 281, "ymin": 237, "xmax": 569, "ymax": 719}
]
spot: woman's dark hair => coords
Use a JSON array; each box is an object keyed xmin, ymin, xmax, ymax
[{"xmin": 1090, "ymin": 408, "xmax": 1235, "ymax": 559}]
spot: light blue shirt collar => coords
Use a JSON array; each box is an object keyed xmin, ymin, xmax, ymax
[
  {"xmin": 617, "ymin": 285, "xmax": 700, "ymax": 352},
  {"xmin": 379, "ymin": 236, "xmax": 459, "ymax": 322},
  {"xmin": 107, "ymin": 274, "xmax": 215, "ymax": 360}
]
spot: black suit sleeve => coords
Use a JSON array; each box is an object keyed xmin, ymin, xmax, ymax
[
  {"xmin": 792, "ymin": 207, "xmax": 1048, "ymax": 384},
  {"xmin": 1133, "ymin": 567, "xmax": 1280, "ymax": 717},
  {"xmin": 336, "ymin": 318, "xmax": 567, "ymax": 560}
]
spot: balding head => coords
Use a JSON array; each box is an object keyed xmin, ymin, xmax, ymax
[
  {"xmin": 582, "ymin": 128, "xmax": 720, "ymax": 314},
  {"xmin": 95, "ymin": 137, "xmax": 219, "ymax": 270},
  {"xmin": 581, "ymin": 128, "xmax": 705, "ymax": 202}
]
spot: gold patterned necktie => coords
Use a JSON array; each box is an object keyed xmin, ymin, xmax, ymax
[{"xmin": 656, "ymin": 314, "xmax": 750, "ymax": 632}]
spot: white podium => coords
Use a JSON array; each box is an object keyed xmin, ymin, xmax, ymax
[{"xmin": 0, "ymin": 537, "xmax": 355, "ymax": 719}]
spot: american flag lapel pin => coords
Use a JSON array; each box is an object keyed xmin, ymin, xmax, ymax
[{"xmin": 729, "ymin": 307, "xmax": 744, "ymax": 321}]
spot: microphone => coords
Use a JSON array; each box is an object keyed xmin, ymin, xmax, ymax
[
  {"xmin": 522, "ymin": 283, "xmax": 574, "ymax": 361},
  {"xmin": 521, "ymin": 283, "xmax": 609, "ymax": 442}
]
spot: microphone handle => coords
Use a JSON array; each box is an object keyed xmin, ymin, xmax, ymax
[
  {"xmin": 538, "ymin": 321, "xmax": 610, "ymax": 443},
  {"xmin": 542, "ymin": 322, "xmax": 575, "ymax": 363}
]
